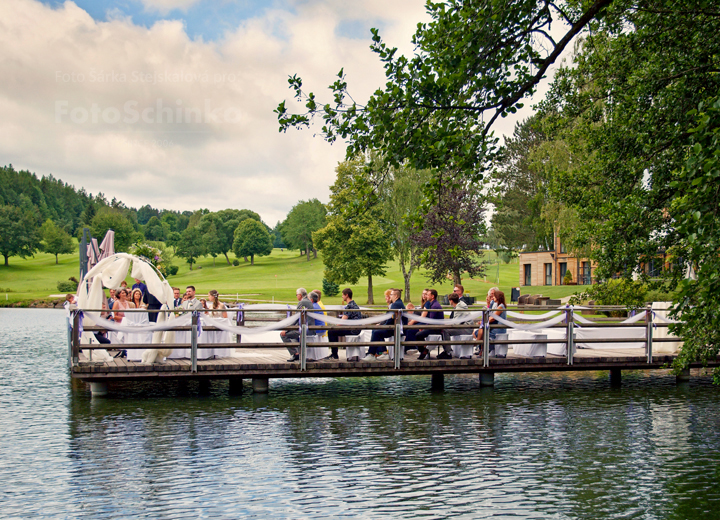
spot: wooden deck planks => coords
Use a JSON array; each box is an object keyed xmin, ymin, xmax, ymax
[{"xmin": 71, "ymin": 346, "xmax": 720, "ymax": 380}]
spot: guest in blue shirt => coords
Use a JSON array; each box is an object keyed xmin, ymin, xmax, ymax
[{"xmin": 414, "ymin": 289, "xmax": 444, "ymax": 360}]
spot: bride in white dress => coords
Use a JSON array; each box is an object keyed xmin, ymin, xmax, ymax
[{"xmin": 202, "ymin": 290, "xmax": 232, "ymax": 358}]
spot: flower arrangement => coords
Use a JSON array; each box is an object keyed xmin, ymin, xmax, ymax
[{"xmin": 130, "ymin": 242, "xmax": 171, "ymax": 277}]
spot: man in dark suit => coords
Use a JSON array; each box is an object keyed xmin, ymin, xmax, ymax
[
  {"xmin": 172, "ymin": 287, "xmax": 183, "ymax": 308},
  {"xmin": 366, "ymin": 288, "xmax": 406, "ymax": 360}
]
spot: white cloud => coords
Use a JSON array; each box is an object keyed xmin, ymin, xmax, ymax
[
  {"xmin": 0, "ymin": 0, "xmax": 429, "ymax": 225},
  {"xmin": 139, "ymin": 0, "xmax": 202, "ymax": 14}
]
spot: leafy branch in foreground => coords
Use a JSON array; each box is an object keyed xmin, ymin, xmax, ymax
[{"xmin": 275, "ymin": 0, "xmax": 613, "ymax": 177}]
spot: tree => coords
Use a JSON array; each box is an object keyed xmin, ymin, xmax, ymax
[
  {"xmin": 281, "ymin": 199, "xmax": 326, "ymax": 260},
  {"xmin": 232, "ymin": 218, "xmax": 273, "ymax": 265},
  {"xmin": 0, "ymin": 205, "xmax": 41, "ymax": 266},
  {"xmin": 166, "ymin": 231, "xmax": 182, "ymax": 254},
  {"xmin": 529, "ymin": 2, "xmax": 720, "ymax": 379},
  {"xmin": 412, "ymin": 180, "xmax": 487, "ymax": 287},
  {"xmin": 276, "ymin": 0, "xmax": 613, "ymax": 179},
  {"xmin": 90, "ymin": 207, "xmax": 137, "ymax": 252},
  {"xmin": 175, "ymin": 226, "xmax": 204, "ymax": 270},
  {"xmin": 379, "ymin": 163, "xmax": 429, "ymax": 301},
  {"xmin": 144, "ymin": 215, "xmax": 165, "ymax": 241},
  {"xmin": 490, "ymin": 115, "xmax": 554, "ymax": 252},
  {"xmin": 41, "ymin": 218, "xmax": 74, "ymax": 264},
  {"xmin": 313, "ymin": 157, "xmax": 393, "ymax": 304}
]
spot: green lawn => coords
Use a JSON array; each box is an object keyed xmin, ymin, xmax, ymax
[{"xmin": 0, "ymin": 247, "xmax": 587, "ymax": 306}]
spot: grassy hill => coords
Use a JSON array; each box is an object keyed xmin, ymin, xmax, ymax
[{"xmin": 0, "ymin": 246, "xmax": 586, "ymax": 307}]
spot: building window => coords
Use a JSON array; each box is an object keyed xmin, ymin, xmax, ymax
[
  {"xmin": 560, "ymin": 241, "xmax": 567, "ymax": 254},
  {"xmin": 545, "ymin": 263, "xmax": 552, "ymax": 285},
  {"xmin": 648, "ymin": 259, "xmax": 663, "ymax": 278},
  {"xmin": 580, "ymin": 261, "xmax": 592, "ymax": 285},
  {"xmin": 559, "ymin": 262, "xmax": 567, "ymax": 284},
  {"xmin": 524, "ymin": 264, "xmax": 531, "ymax": 286}
]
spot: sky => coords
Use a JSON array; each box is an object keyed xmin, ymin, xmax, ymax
[{"xmin": 1, "ymin": 0, "xmax": 541, "ymax": 226}]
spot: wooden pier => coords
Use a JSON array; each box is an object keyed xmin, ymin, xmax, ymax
[{"xmin": 69, "ymin": 306, "xmax": 720, "ymax": 395}]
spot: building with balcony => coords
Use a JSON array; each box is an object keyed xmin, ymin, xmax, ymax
[{"xmin": 518, "ymin": 234, "xmax": 597, "ymax": 287}]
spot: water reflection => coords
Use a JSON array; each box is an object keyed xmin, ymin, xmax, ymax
[{"xmin": 2, "ymin": 310, "xmax": 719, "ymax": 519}]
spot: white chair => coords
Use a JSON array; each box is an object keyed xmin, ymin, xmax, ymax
[
  {"xmin": 491, "ymin": 333, "xmax": 509, "ymax": 358},
  {"xmin": 452, "ymin": 334, "xmax": 475, "ymax": 358},
  {"xmin": 427, "ymin": 334, "xmax": 442, "ymax": 356},
  {"xmin": 306, "ymin": 334, "xmax": 330, "ymax": 361},
  {"xmin": 384, "ymin": 336, "xmax": 405, "ymax": 361},
  {"xmin": 344, "ymin": 331, "xmax": 369, "ymax": 361}
]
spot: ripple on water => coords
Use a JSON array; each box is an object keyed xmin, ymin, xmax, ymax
[{"xmin": 1, "ymin": 309, "xmax": 720, "ymax": 519}]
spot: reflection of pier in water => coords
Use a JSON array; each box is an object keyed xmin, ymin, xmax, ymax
[{"xmin": 69, "ymin": 306, "xmax": 720, "ymax": 396}]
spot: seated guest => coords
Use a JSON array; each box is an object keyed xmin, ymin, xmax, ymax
[
  {"xmin": 326, "ymin": 288, "xmax": 361, "ymax": 360},
  {"xmin": 474, "ymin": 289, "xmax": 507, "ymax": 356},
  {"xmin": 107, "ymin": 288, "xmax": 116, "ymax": 312},
  {"xmin": 414, "ymin": 288, "xmax": 444, "ymax": 360},
  {"xmin": 473, "ymin": 287, "xmax": 498, "ymax": 340},
  {"xmin": 280, "ymin": 288, "xmax": 315, "ymax": 362},
  {"xmin": 453, "ymin": 284, "xmax": 473, "ymax": 305},
  {"xmin": 112, "ymin": 288, "xmax": 134, "ymax": 323},
  {"xmin": 365, "ymin": 288, "xmax": 406, "ymax": 361},
  {"xmin": 404, "ymin": 302, "xmax": 419, "ymax": 352},
  {"xmin": 312, "ymin": 289, "xmax": 328, "ymax": 340},
  {"xmin": 309, "ymin": 291, "xmax": 326, "ymax": 338},
  {"xmin": 439, "ymin": 293, "xmax": 473, "ymax": 359}
]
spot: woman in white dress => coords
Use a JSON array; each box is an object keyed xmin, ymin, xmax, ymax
[
  {"xmin": 202, "ymin": 290, "xmax": 231, "ymax": 358},
  {"xmin": 125, "ymin": 288, "xmax": 152, "ymax": 361}
]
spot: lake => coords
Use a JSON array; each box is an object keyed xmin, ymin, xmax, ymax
[{"xmin": 1, "ymin": 309, "xmax": 718, "ymax": 519}]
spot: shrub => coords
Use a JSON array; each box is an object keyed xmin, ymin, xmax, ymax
[
  {"xmin": 563, "ymin": 270, "xmax": 573, "ymax": 284},
  {"xmin": 167, "ymin": 265, "xmax": 179, "ymax": 276},
  {"xmin": 232, "ymin": 259, "xmax": 240, "ymax": 266},
  {"xmin": 322, "ymin": 278, "xmax": 340, "ymax": 297},
  {"xmin": 57, "ymin": 280, "xmax": 78, "ymax": 292}
]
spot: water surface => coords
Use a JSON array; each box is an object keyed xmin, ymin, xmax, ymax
[{"xmin": 1, "ymin": 309, "xmax": 718, "ymax": 519}]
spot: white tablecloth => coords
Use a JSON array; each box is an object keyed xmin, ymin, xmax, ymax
[
  {"xmin": 452, "ymin": 335, "xmax": 475, "ymax": 358},
  {"xmin": 575, "ymin": 327, "xmax": 645, "ymax": 349},
  {"xmin": 120, "ymin": 312, "xmax": 153, "ymax": 361},
  {"xmin": 508, "ymin": 330, "xmax": 547, "ymax": 357},
  {"xmin": 344, "ymin": 332, "xmax": 368, "ymax": 360}
]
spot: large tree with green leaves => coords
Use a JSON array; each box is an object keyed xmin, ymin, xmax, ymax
[
  {"xmin": 276, "ymin": 0, "xmax": 613, "ymax": 179},
  {"xmin": 90, "ymin": 207, "xmax": 138, "ymax": 252},
  {"xmin": 232, "ymin": 218, "xmax": 273, "ymax": 265},
  {"xmin": 41, "ymin": 218, "xmax": 74, "ymax": 264},
  {"xmin": 280, "ymin": 199, "xmax": 327, "ymax": 260},
  {"xmin": 313, "ymin": 157, "xmax": 393, "ymax": 304},
  {"xmin": 0, "ymin": 205, "xmax": 41, "ymax": 266},
  {"xmin": 175, "ymin": 226, "xmax": 204, "ymax": 270}
]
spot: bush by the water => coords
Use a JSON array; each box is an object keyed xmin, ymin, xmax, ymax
[{"xmin": 57, "ymin": 279, "xmax": 78, "ymax": 292}]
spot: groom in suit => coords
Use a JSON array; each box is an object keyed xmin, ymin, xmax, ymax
[{"xmin": 180, "ymin": 285, "xmax": 203, "ymax": 310}]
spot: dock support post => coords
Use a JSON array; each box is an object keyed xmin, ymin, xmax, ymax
[
  {"xmin": 252, "ymin": 377, "xmax": 269, "ymax": 394},
  {"xmin": 479, "ymin": 372, "xmax": 495, "ymax": 387},
  {"xmin": 90, "ymin": 382, "xmax": 108, "ymax": 397},
  {"xmin": 431, "ymin": 373, "xmax": 444, "ymax": 391},
  {"xmin": 229, "ymin": 377, "xmax": 243, "ymax": 395},
  {"xmin": 198, "ymin": 379, "xmax": 211, "ymax": 394},
  {"xmin": 676, "ymin": 369, "xmax": 690, "ymax": 383},
  {"xmin": 610, "ymin": 368, "xmax": 622, "ymax": 386}
]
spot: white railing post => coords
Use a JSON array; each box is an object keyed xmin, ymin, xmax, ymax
[
  {"xmin": 483, "ymin": 309, "xmax": 490, "ymax": 367},
  {"xmin": 300, "ymin": 309, "xmax": 307, "ymax": 371},
  {"xmin": 566, "ymin": 306, "xmax": 574, "ymax": 365},
  {"xmin": 191, "ymin": 312, "xmax": 198, "ymax": 373},
  {"xmin": 394, "ymin": 310, "xmax": 402, "ymax": 369}
]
